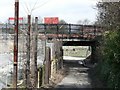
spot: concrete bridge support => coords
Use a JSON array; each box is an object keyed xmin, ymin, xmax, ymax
[
  {"xmin": 44, "ymin": 47, "xmax": 51, "ymax": 85},
  {"xmin": 42, "ymin": 40, "xmax": 98, "ymax": 86},
  {"xmin": 41, "ymin": 39, "xmax": 63, "ymax": 86},
  {"xmin": 91, "ymin": 45, "xmax": 97, "ymax": 63},
  {"xmin": 50, "ymin": 39, "xmax": 63, "ymax": 79}
]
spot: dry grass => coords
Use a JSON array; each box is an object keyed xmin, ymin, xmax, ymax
[{"xmin": 44, "ymin": 68, "xmax": 68, "ymax": 88}]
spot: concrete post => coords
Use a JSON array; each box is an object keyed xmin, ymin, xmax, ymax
[{"xmin": 44, "ymin": 47, "xmax": 51, "ymax": 85}]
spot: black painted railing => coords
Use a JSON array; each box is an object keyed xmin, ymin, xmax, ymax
[{"xmin": 38, "ymin": 24, "xmax": 103, "ymax": 39}]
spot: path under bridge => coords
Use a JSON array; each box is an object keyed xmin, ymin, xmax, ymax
[{"xmin": 0, "ymin": 23, "xmax": 103, "ymax": 89}]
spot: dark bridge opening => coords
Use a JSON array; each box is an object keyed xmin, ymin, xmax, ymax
[
  {"xmin": 62, "ymin": 41, "xmax": 96, "ymax": 46},
  {"xmin": 62, "ymin": 40, "xmax": 97, "ymax": 65}
]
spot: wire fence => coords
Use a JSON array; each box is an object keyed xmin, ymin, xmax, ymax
[{"xmin": 0, "ymin": 23, "xmax": 46, "ymax": 89}]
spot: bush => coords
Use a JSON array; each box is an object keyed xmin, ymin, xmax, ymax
[
  {"xmin": 98, "ymin": 30, "xmax": 120, "ymax": 89},
  {"xmin": 96, "ymin": 31, "xmax": 120, "ymax": 90}
]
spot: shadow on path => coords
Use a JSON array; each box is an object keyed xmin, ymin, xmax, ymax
[{"xmin": 55, "ymin": 59, "xmax": 91, "ymax": 89}]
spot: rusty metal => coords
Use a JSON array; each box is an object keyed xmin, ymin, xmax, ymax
[
  {"xmin": 37, "ymin": 24, "xmax": 103, "ymax": 40},
  {"xmin": 13, "ymin": 0, "xmax": 19, "ymax": 89}
]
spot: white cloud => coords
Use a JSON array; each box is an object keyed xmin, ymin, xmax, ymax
[{"xmin": 0, "ymin": 0, "xmax": 98, "ymax": 23}]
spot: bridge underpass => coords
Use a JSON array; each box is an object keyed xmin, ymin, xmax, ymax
[
  {"xmin": 0, "ymin": 23, "xmax": 102, "ymax": 89},
  {"xmin": 54, "ymin": 41, "xmax": 96, "ymax": 89},
  {"xmin": 38, "ymin": 38, "xmax": 98, "ymax": 89},
  {"xmin": 62, "ymin": 40, "xmax": 97, "ymax": 62},
  {"xmin": 34, "ymin": 24, "xmax": 101, "ymax": 89}
]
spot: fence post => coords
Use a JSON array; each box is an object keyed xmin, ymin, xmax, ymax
[
  {"xmin": 30, "ymin": 17, "xmax": 38, "ymax": 88},
  {"xmin": 44, "ymin": 47, "xmax": 51, "ymax": 85},
  {"xmin": 38, "ymin": 67, "xmax": 43, "ymax": 87},
  {"xmin": 13, "ymin": 0, "xmax": 19, "ymax": 89},
  {"xmin": 24, "ymin": 15, "xmax": 31, "ymax": 88}
]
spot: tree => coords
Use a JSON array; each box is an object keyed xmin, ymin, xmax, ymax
[
  {"xmin": 45, "ymin": 19, "xmax": 68, "ymax": 34},
  {"xmin": 77, "ymin": 20, "xmax": 82, "ymax": 24},
  {"xmin": 77, "ymin": 19, "xmax": 91, "ymax": 25},
  {"xmin": 95, "ymin": 2, "xmax": 120, "ymax": 89},
  {"xmin": 59, "ymin": 20, "xmax": 67, "ymax": 24},
  {"xmin": 58, "ymin": 20, "xmax": 68, "ymax": 34},
  {"xmin": 96, "ymin": 2, "xmax": 120, "ymax": 30},
  {"xmin": 82, "ymin": 19, "xmax": 90, "ymax": 25}
]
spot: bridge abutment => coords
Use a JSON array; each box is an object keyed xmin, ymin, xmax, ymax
[
  {"xmin": 42, "ymin": 39, "xmax": 63, "ymax": 86},
  {"xmin": 91, "ymin": 45, "xmax": 97, "ymax": 63}
]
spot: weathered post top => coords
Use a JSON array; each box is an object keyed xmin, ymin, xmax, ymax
[{"xmin": 15, "ymin": 0, "xmax": 19, "ymax": 2}]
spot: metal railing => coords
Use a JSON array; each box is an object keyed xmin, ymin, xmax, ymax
[
  {"xmin": 37, "ymin": 24, "xmax": 103, "ymax": 40},
  {"xmin": 0, "ymin": 23, "xmax": 103, "ymax": 40}
]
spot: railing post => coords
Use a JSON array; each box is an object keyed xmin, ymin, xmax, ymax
[
  {"xmin": 69, "ymin": 24, "xmax": 71, "ymax": 39},
  {"xmin": 44, "ymin": 24, "xmax": 47, "ymax": 35},
  {"xmin": 43, "ymin": 24, "xmax": 46, "ymax": 33},
  {"xmin": 81, "ymin": 25, "xmax": 84, "ymax": 39},
  {"xmin": 57, "ymin": 24, "xmax": 59, "ymax": 39},
  {"xmin": 94, "ymin": 25, "xmax": 96, "ymax": 36},
  {"xmin": 6, "ymin": 23, "xmax": 8, "ymax": 40}
]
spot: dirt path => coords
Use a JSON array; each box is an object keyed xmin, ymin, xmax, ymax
[{"xmin": 55, "ymin": 60, "xmax": 92, "ymax": 89}]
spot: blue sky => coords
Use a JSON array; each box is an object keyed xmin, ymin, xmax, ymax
[{"xmin": 0, "ymin": 0, "xmax": 99, "ymax": 24}]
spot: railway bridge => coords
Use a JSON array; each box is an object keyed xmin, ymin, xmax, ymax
[
  {"xmin": 37, "ymin": 23, "xmax": 103, "ymax": 62},
  {"xmin": 36, "ymin": 24, "xmax": 103, "ymax": 87}
]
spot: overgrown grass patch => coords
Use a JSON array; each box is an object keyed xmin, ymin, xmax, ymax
[{"xmin": 63, "ymin": 47, "xmax": 91, "ymax": 58}]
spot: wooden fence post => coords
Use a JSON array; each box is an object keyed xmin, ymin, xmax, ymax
[{"xmin": 30, "ymin": 17, "xmax": 38, "ymax": 88}]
